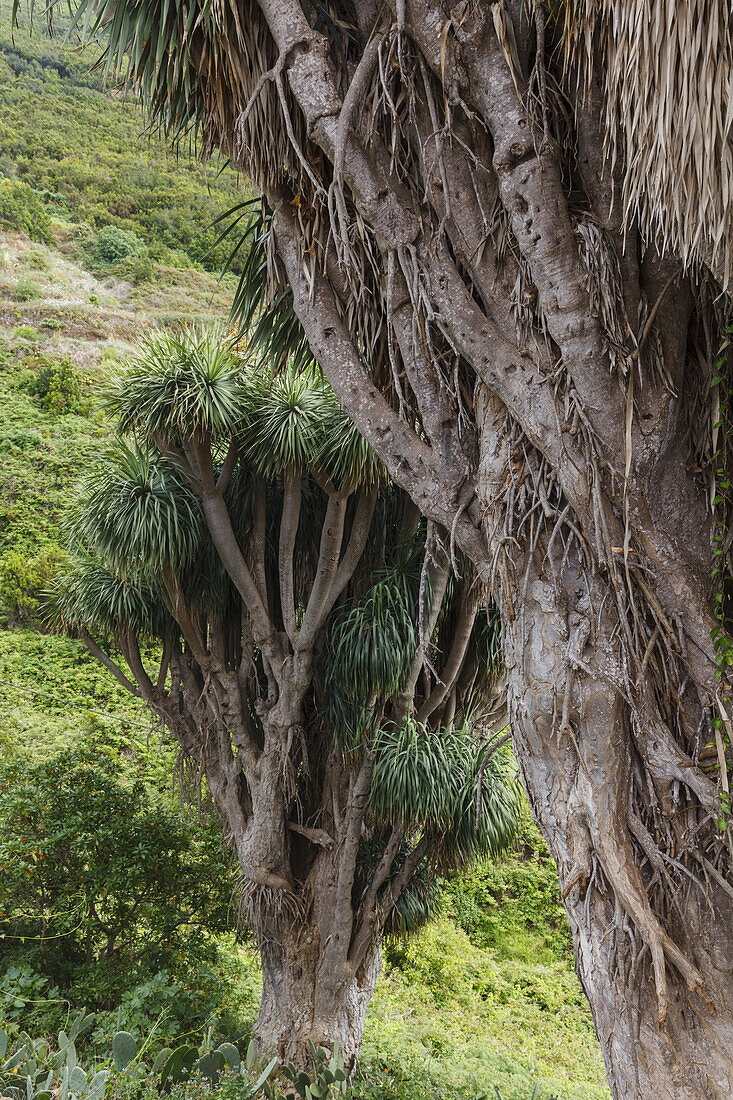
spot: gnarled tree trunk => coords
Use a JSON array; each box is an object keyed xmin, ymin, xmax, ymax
[
  {"xmin": 256, "ymin": 921, "xmax": 381, "ymax": 1071},
  {"xmin": 474, "ymin": 390, "xmax": 733, "ymax": 1099},
  {"xmin": 62, "ymin": 0, "xmax": 733, "ymax": 1091}
]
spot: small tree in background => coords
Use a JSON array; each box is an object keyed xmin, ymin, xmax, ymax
[
  {"xmin": 50, "ymin": 328, "xmax": 520, "ymax": 1069},
  {"xmin": 0, "ymin": 749, "xmax": 233, "ymax": 1035}
]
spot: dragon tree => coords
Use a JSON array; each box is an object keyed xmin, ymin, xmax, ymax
[
  {"xmin": 36, "ymin": 0, "xmax": 733, "ymax": 1093},
  {"xmin": 52, "ymin": 329, "xmax": 520, "ymax": 1068}
]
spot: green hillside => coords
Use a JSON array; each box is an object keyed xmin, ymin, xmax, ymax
[{"xmin": 0, "ymin": 19, "xmax": 610, "ymax": 1100}]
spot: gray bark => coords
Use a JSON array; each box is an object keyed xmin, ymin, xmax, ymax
[{"xmin": 256, "ymin": 911, "xmax": 381, "ymax": 1072}]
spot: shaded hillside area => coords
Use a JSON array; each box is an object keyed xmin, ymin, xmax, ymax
[{"xmin": 0, "ymin": 19, "xmax": 610, "ymax": 1100}]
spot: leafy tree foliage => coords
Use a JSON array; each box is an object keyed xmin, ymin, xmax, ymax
[
  {"xmin": 0, "ymin": 749, "xmax": 233, "ymax": 1011},
  {"xmin": 50, "ymin": 327, "xmax": 520, "ymax": 1067}
]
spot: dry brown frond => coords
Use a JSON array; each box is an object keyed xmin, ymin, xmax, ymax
[{"xmin": 564, "ymin": 0, "xmax": 733, "ymax": 288}]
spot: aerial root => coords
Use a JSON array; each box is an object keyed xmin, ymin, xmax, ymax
[
  {"xmin": 234, "ymin": 875, "xmax": 305, "ymax": 931},
  {"xmin": 595, "ymin": 837, "xmax": 713, "ymax": 1025}
]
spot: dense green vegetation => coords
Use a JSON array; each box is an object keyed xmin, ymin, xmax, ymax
[
  {"xmin": 0, "ymin": 302, "xmax": 609, "ymax": 1098},
  {"xmin": 0, "ymin": 13, "xmax": 246, "ymax": 271},
  {"xmin": 0, "ymin": 20, "xmax": 610, "ymax": 1100}
]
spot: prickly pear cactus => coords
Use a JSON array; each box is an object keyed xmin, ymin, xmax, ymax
[
  {"xmin": 158, "ymin": 1044, "xmax": 198, "ymax": 1091},
  {"xmin": 217, "ymin": 1043, "xmax": 240, "ymax": 1070},
  {"xmin": 112, "ymin": 1031, "xmax": 137, "ymax": 1073}
]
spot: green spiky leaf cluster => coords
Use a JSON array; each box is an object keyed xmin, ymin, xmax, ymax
[
  {"xmin": 443, "ymin": 735, "xmax": 523, "ymax": 865},
  {"xmin": 68, "ymin": 441, "xmax": 205, "ymax": 576},
  {"xmin": 369, "ymin": 718, "xmax": 465, "ymax": 828},
  {"xmin": 225, "ymin": 202, "xmax": 313, "ymax": 375},
  {"xmin": 324, "ymin": 573, "xmax": 416, "ymax": 751},
  {"xmin": 106, "ymin": 326, "xmax": 249, "ymax": 442},
  {"xmin": 369, "ymin": 718, "xmax": 521, "ymax": 865},
  {"xmin": 387, "ymin": 860, "xmax": 442, "ymax": 938},
  {"xmin": 241, "ymin": 366, "xmax": 333, "ymax": 476},
  {"xmin": 47, "ymin": 557, "xmax": 168, "ymax": 639}
]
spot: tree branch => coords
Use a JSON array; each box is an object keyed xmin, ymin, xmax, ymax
[
  {"xmin": 188, "ymin": 434, "xmax": 282, "ymax": 664},
  {"xmin": 271, "ymin": 205, "xmax": 490, "ymax": 573},
  {"xmin": 279, "ymin": 469, "xmax": 302, "ymax": 643},
  {"xmin": 417, "ymin": 584, "xmax": 480, "ymax": 723},
  {"xmin": 321, "ymin": 487, "xmax": 378, "ymax": 618},
  {"xmin": 81, "ymin": 630, "xmax": 140, "ymax": 697},
  {"xmin": 120, "ymin": 629, "xmax": 157, "ymax": 704},
  {"xmin": 288, "ymin": 821, "xmax": 335, "ymax": 850},
  {"xmin": 397, "ymin": 533, "xmax": 451, "ymax": 715},
  {"xmin": 297, "ymin": 491, "xmax": 349, "ymax": 652},
  {"xmin": 216, "ymin": 438, "xmax": 240, "ymax": 493}
]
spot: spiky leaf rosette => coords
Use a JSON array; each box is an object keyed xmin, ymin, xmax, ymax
[
  {"xmin": 325, "ymin": 575, "xmax": 416, "ymax": 752},
  {"xmin": 227, "ymin": 201, "xmax": 313, "ymax": 374},
  {"xmin": 240, "ymin": 366, "xmax": 331, "ymax": 476},
  {"xmin": 46, "ymin": 557, "xmax": 169, "ymax": 638},
  {"xmin": 106, "ymin": 326, "xmax": 250, "ymax": 443},
  {"xmin": 315, "ymin": 401, "xmax": 384, "ymax": 491},
  {"xmin": 69, "ymin": 441, "xmax": 204, "ymax": 575},
  {"xmin": 441, "ymin": 734, "xmax": 522, "ymax": 866},
  {"xmin": 369, "ymin": 718, "xmax": 521, "ymax": 860},
  {"xmin": 239, "ymin": 364, "xmax": 383, "ymax": 488},
  {"xmin": 369, "ymin": 718, "xmax": 460, "ymax": 828}
]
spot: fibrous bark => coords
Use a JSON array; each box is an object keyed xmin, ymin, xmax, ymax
[{"xmin": 60, "ymin": 0, "xmax": 733, "ymax": 1093}]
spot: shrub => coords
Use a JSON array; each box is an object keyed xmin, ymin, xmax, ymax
[
  {"xmin": 10, "ymin": 275, "xmax": 42, "ymax": 302},
  {"xmin": 0, "ymin": 178, "xmax": 51, "ymax": 241},
  {"xmin": 26, "ymin": 355, "xmax": 87, "ymax": 415},
  {"xmin": 444, "ymin": 817, "xmax": 572, "ymax": 963},
  {"xmin": 23, "ymin": 246, "xmax": 49, "ymax": 271},
  {"xmin": 90, "ymin": 225, "xmax": 145, "ymax": 267},
  {"xmin": 118, "ymin": 251, "xmax": 155, "ymax": 284},
  {"xmin": 0, "ymin": 750, "xmax": 236, "ymax": 1038},
  {"xmin": 0, "ymin": 546, "xmax": 63, "ymax": 622},
  {"xmin": 10, "ymin": 324, "xmax": 39, "ymax": 342}
]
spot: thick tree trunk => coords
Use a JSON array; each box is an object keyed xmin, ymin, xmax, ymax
[
  {"xmin": 476, "ymin": 396, "xmax": 733, "ymax": 1098},
  {"xmin": 505, "ymin": 562, "xmax": 733, "ymax": 1098},
  {"xmin": 255, "ymin": 927, "xmax": 381, "ymax": 1072}
]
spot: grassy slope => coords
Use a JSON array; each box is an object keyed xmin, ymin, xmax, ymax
[
  {"xmin": 0, "ymin": 15, "xmax": 246, "ymax": 270},
  {"xmin": 0, "ymin": 23, "xmax": 610, "ymax": 1100}
]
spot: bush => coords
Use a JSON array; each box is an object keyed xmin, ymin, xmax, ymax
[
  {"xmin": 118, "ymin": 250, "xmax": 155, "ymax": 284},
  {"xmin": 445, "ymin": 818, "xmax": 572, "ymax": 963},
  {"xmin": 10, "ymin": 324, "xmax": 38, "ymax": 342},
  {"xmin": 0, "ymin": 546, "xmax": 63, "ymax": 622},
  {"xmin": 0, "ymin": 178, "xmax": 51, "ymax": 241},
  {"xmin": 90, "ymin": 225, "xmax": 145, "ymax": 267},
  {"xmin": 10, "ymin": 275, "xmax": 42, "ymax": 301},
  {"xmin": 26, "ymin": 355, "xmax": 87, "ymax": 415},
  {"xmin": 0, "ymin": 750, "xmax": 236, "ymax": 1038},
  {"xmin": 23, "ymin": 246, "xmax": 49, "ymax": 270}
]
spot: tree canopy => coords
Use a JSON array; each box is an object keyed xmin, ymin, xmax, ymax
[{"xmin": 51, "ymin": 327, "xmax": 520, "ymax": 1066}]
